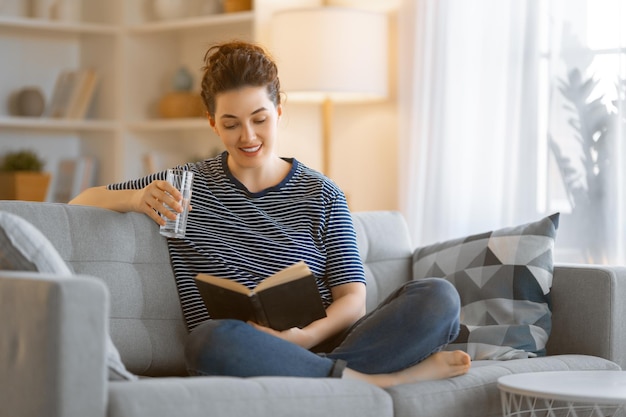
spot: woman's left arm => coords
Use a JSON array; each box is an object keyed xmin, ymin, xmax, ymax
[{"xmin": 249, "ymin": 281, "xmax": 366, "ymax": 349}]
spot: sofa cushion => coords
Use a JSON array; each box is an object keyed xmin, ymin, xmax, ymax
[
  {"xmin": 108, "ymin": 376, "xmax": 394, "ymax": 417},
  {"xmin": 0, "ymin": 210, "xmax": 137, "ymax": 381},
  {"xmin": 387, "ymin": 354, "xmax": 619, "ymax": 417},
  {"xmin": 412, "ymin": 214, "xmax": 559, "ymax": 360}
]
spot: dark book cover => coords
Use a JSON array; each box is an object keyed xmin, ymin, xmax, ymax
[{"xmin": 195, "ymin": 262, "xmax": 327, "ymax": 331}]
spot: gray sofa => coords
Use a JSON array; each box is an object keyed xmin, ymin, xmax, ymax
[{"xmin": 1, "ymin": 200, "xmax": 624, "ymax": 417}]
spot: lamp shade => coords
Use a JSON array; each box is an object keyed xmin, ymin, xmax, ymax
[{"xmin": 271, "ymin": 7, "xmax": 388, "ymax": 103}]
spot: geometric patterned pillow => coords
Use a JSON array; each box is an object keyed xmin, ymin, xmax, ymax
[{"xmin": 412, "ymin": 213, "xmax": 559, "ymax": 360}]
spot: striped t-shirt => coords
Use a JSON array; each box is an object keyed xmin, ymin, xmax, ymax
[{"xmin": 108, "ymin": 152, "xmax": 366, "ymax": 330}]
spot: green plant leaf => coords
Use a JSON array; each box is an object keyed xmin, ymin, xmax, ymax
[{"xmin": 0, "ymin": 150, "xmax": 45, "ymax": 172}]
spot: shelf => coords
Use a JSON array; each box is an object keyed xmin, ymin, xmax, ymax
[
  {"xmin": 0, "ymin": 0, "xmax": 264, "ymax": 186},
  {"xmin": 0, "ymin": 16, "xmax": 118, "ymax": 35},
  {"xmin": 0, "ymin": 116, "xmax": 118, "ymax": 132},
  {"xmin": 126, "ymin": 11, "xmax": 254, "ymax": 34},
  {"xmin": 126, "ymin": 118, "xmax": 211, "ymax": 131}
]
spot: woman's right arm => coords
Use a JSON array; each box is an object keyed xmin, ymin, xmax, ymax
[{"xmin": 69, "ymin": 182, "xmax": 182, "ymax": 226}]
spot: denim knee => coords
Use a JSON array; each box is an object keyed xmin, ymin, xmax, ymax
[
  {"xmin": 185, "ymin": 319, "xmax": 244, "ymax": 376},
  {"xmin": 420, "ymin": 278, "xmax": 460, "ymax": 313},
  {"xmin": 408, "ymin": 278, "xmax": 461, "ymax": 336}
]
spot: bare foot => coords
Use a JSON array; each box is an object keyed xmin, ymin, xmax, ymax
[
  {"xmin": 343, "ymin": 350, "xmax": 471, "ymax": 388},
  {"xmin": 395, "ymin": 350, "xmax": 471, "ymax": 384}
]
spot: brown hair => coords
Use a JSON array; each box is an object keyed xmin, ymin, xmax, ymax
[{"xmin": 200, "ymin": 41, "xmax": 281, "ymax": 118}]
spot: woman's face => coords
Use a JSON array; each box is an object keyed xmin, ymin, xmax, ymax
[{"xmin": 210, "ymin": 85, "xmax": 282, "ymax": 170}]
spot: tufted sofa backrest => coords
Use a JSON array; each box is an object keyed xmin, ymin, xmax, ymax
[
  {"xmin": 0, "ymin": 201, "xmax": 414, "ymax": 377},
  {"xmin": 351, "ymin": 211, "xmax": 414, "ymax": 313},
  {"xmin": 0, "ymin": 201, "xmax": 185, "ymax": 376}
]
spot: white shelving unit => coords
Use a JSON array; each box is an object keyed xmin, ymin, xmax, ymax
[
  {"xmin": 0, "ymin": 0, "xmax": 275, "ymax": 199},
  {"xmin": 0, "ymin": 2, "xmax": 121, "ymax": 199},
  {"xmin": 120, "ymin": 3, "xmax": 257, "ymax": 180}
]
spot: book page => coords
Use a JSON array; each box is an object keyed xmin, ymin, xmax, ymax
[{"xmin": 256, "ymin": 261, "xmax": 312, "ymax": 292}]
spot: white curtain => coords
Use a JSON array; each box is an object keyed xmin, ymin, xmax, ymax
[
  {"xmin": 398, "ymin": 0, "xmax": 626, "ymax": 265},
  {"xmin": 398, "ymin": 0, "xmax": 542, "ymax": 246}
]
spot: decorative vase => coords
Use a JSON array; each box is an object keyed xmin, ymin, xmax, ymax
[
  {"xmin": 152, "ymin": 0, "xmax": 187, "ymax": 20},
  {"xmin": 158, "ymin": 92, "xmax": 205, "ymax": 118},
  {"xmin": 32, "ymin": 0, "xmax": 69, "ymax": 20},
  {"xmin": 172, "ymin": 67, "xmax": 194, "ymax": 91},
  {"xmin": 15, "ymin": 87, "xmax": 45, "ymax": 117},
  {"xmin": 222, "ymin": 0, "xmax": 251, "ymax": 13},
  {"xmin": 32, "ymin": 0, "xmax": 50, "ymax": 18}
]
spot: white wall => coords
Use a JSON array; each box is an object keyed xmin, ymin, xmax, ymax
[{"xmin": 262, "ymin": 2, "xmax": 400, "ymax": 212}]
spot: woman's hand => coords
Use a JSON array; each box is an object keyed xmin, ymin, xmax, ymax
[
  {"xmin": 131, "ymin": 180, "xmax": 184, "ymax": 226},
  {"xmin": 69, "ymin": 180, "xmax": 191, "ymax": 225},
  {"xmin": 247, "ymin": 282, "xmax": 367, "ymax": 350}
]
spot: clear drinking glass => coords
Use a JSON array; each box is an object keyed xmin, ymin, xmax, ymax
[{"xmin": 159, "ymin": 169, "xmax": 194, "ymax": 238}]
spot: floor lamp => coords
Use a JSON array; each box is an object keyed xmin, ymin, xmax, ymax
[{"xmin": 271, "ymin": 7, "xmax": 388, "ymax": 176}]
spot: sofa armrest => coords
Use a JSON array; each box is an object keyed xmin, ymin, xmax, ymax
[
  {"xmin": 0, "ymin": 271, "xmax": 109, "ymax": 417},
  {"xmin": 547, "ymin": 264, "xmax": 626, "ymax": 368}
]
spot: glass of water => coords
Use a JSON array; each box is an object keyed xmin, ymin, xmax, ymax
[{"xmin": 159, "ymin": 169, "xmax": 194, "ymax": 238}]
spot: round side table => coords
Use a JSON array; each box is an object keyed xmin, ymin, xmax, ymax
[{"xmin": 497, "ymin": 371, "xmax": 626, "ymax": 417}]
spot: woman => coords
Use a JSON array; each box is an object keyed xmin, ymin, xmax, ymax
[{"xmin": 70, "ymin": 41, "xmax": 470, "ymax": 387}]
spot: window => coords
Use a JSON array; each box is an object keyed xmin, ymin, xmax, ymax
[{"xmin": 540, "ymin": 0, "xmax": 625, "ymax": 263}]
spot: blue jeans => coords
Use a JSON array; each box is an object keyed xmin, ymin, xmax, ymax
[{"xmin": 185, "ymin": 278, "xmax": 461, "ymax": 377}]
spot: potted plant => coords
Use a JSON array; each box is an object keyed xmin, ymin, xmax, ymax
[
  {"xmin": 0, "ymin": 149, "xmax": 51, "ymax": 201},
  {"xmin": 550, "ymin": 67, "xmax": 624, "ymax": 263}
]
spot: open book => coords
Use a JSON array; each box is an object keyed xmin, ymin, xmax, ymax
[{"xmin": 195, "ymin": 261, "xmax": 327, "ymax": 331}]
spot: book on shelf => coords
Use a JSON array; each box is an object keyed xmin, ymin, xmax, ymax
[
  {"xmin": 53, "ymin": 156, "xmax": 97, "ymax": 203},
  {"xmin": 47, "ymin": 69, "xmax": 99, "ymax": 119},
  {"xmin": 67, "ymin": 69, "xmax": 99, "ymax": 119},
  {"xmin": 46, "ymin": 70, "xmax": 73, "ymax": 118},
  {"xmin": 195, "ymin": 261, "xmax": 327, "ymax": 331}
]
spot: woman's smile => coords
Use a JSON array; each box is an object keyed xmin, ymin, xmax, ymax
[{"xmin": 241, "ymin": 144, "xmax": 262, "ymax": 154}]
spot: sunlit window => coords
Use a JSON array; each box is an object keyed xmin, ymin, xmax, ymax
[
  {"xmin": 541, "ymin": 0, "xmax": 624, "ymax": 211},
  {"xmin": 539, "ymin": 0, "xmax": 625, "ymax": 263}
]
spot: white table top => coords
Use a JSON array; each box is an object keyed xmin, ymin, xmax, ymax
[{"xmin": 498, "ymin": 371, "xmax": 626, "ymax": 404}]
